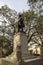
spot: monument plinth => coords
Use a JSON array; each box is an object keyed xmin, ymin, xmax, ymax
[{"xmin": 13, "ymin": 33, "xmax": 28, "ymax": 60}]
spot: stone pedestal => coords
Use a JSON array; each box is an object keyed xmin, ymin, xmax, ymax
[{"xmin": 13, "ymin": 33, "xmax": 28, "ymax": 60}]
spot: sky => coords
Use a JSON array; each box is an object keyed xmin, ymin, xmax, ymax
[{"xmin": 0, "ymin": 0, "xmax": 30, "ymax": 13}]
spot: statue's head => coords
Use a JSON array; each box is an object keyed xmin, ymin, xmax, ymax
[{"xmin": 19, "ymin": 14, "xmax": 22, "ymax": 18}]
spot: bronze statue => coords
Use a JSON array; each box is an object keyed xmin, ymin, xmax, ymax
[{"xmin": 18, "ymin": 14, "xmax": 25, "ymax": 32}]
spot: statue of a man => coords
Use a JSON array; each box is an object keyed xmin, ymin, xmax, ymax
[{"xmin": 18, "ymin": 14, "xmax": 25, "ymax": 32}]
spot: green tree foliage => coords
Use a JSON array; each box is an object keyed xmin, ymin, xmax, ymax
[
  {"xmin": 27, "ymin": 0, "xmax": 43, "ymax": 45},
  {"xmin": 0, "ymin": 5, "xmax": 17, "ymax": 57}
]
